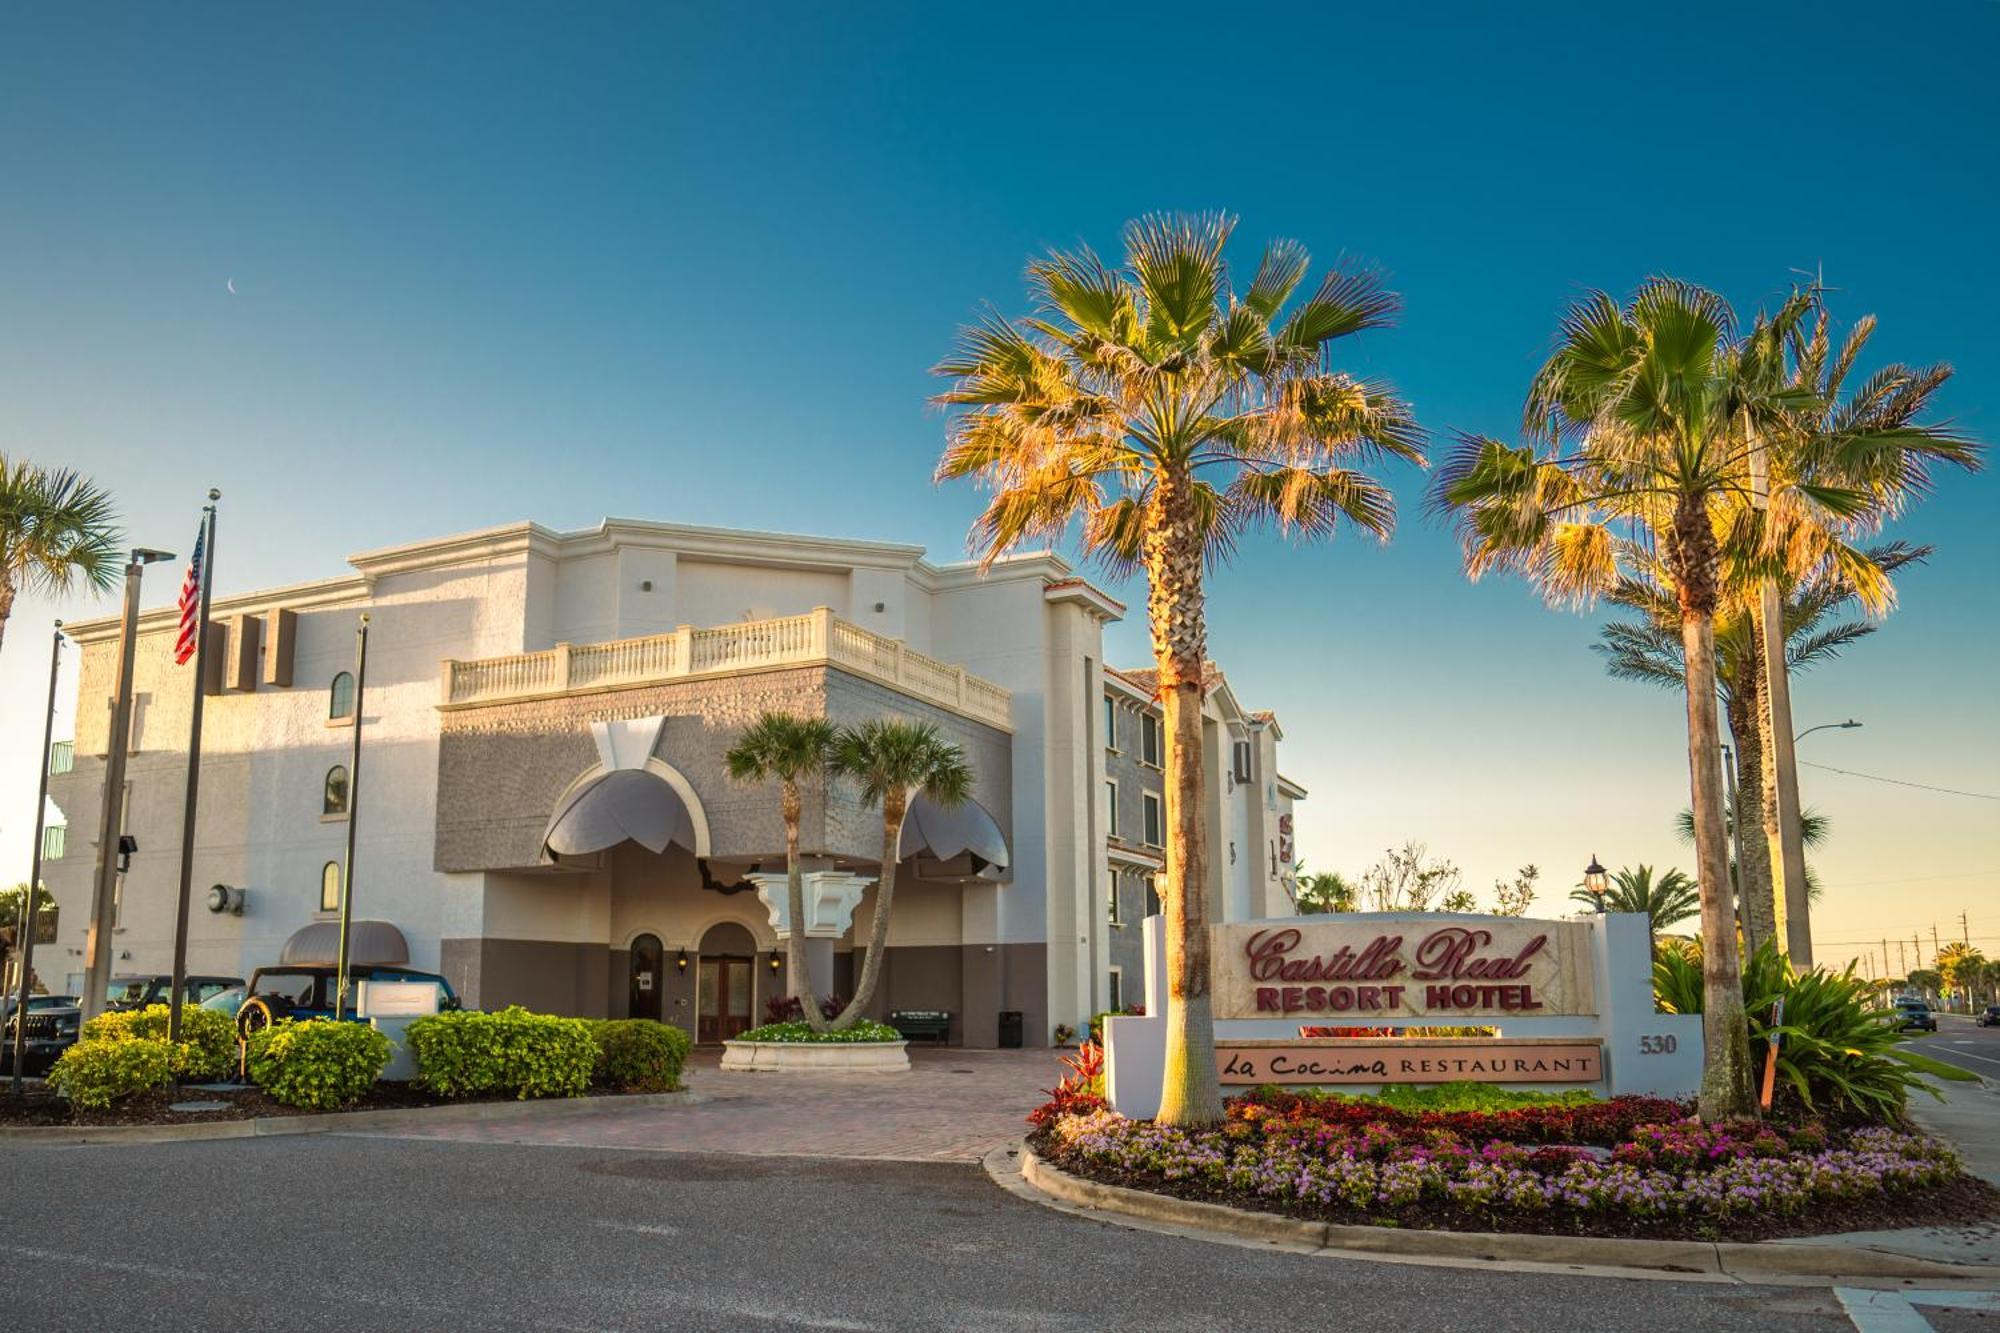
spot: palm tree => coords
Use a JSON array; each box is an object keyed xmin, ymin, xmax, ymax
[
  {"xmin": 934, "ymin": 213, "xmax": 1422, "ymax": 1125},
  {"xmin": 0, "ymin": 456, "xmax": 121, "ymax": 655},
  {"xmin": 1595, "ymin": 541, "xmax": 1928, "ymax": 951},
  {"xmin": 1292, "ymin": 863, "xmax": 1356, "ymax": 914},
  {"xmin": 1568, "ymin": 865, "xmax": 1698, "ymax": 944},
  {"xmin": 1433, "ymin": 278, "xmax": 1768, "ymax": 1119},
  {"xmin": 724, "ymin": 712, "xmax": 842, "ymax": 1032},
  {"xmin": 1936, "ymin": 942, "xmax": 1985, "ymax": 1012},
  {"xmin": 830, "ymin": 720, "xmax": 973, "ymax": 1029}
]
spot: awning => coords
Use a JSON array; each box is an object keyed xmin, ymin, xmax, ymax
[
  {"xmin": 899, "ymin": 793, "xmax": 1009, "ymax": 878},
  {"xmin": 544, "ymin": 768, "xmax": 698, "ymax": 859},
  {"xmin": 280, "ymin": 919, "xmax": 410, "ymax": 967}
]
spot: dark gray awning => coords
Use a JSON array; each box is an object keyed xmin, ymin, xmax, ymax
[
  {"xmin": 544, "ymin": 768, "xmax": 697, "ymax": 859},
  {"xmin": 899, "ymin": 793, "xmax": 1009, "ymax": 877},
  {"xmin": 280, "ymin": 919, "xmax": 409, "ymax": 967}
]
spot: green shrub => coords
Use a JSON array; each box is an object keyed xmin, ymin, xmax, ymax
[
  {"xmin": 82, "ymin": 1003, "xmax": 238, "ymax": 1081},
  {"xmin": 1656, "ymin": 940, "xmax": 1941, "ymax": 1120},
  {"xmin": 405, "ymin": 1006, "xmax": 595, "ymax": 1099},
  {"xmin": 246, "ymin": 1019, "xmax": 392, "ymax": 1111},
  {"xmin": 47, "ymin": 1036, "xmax": 176, "ymax": 1109},
  {"xmin": 588, "ymin": 1019, "xmax": 691, "ymax": 1092},
  {"xmin": 736, "ymin": 1019, "xmax": 903, "ymax": 1043}
]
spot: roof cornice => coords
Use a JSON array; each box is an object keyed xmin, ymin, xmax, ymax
[{"xmin": 61, "ymin": 573, "xmax": 372, "ymax": 644}]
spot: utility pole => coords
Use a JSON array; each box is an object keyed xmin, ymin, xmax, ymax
[
  {"xmin": 82, "ymin": 548, "xmax": 175, "ymax": 1022},
  {"xmin": 1914, "ymin": 933, "xmax": 1923, "ymax": 971},
  {"xmin": 1881, "ymin": 938, "xmax": 1890, "ymax": 981},
  {"xmin": 11, "ymin": 623, "xmax": 64, "ymax": 1095},
  {"xmin": 1897, "ymin": 939, "xmax": 1907, "ymax": 978},
  {"xmin": 1961, "ymin": 912, "xmax": 1971, "ymax": 946}
]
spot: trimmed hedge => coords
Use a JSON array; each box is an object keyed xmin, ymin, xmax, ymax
[
  {"xmin": 46, "ymin": 1036, "xmax": 175, "ymax": 1109},
  {"xmin": 588, "ymin": 1019, "xmax": 691, "ymax": 1093},
  {"xmin": 83, "ymin": 1003, "xmax": 238, "ymax": 1081},
  {"xmin": 405, "ymin": 1006, "xmax": 595, "ymax": 1100},
  {"xmin": 247, "ymin": 1019, "xmax": 392, "ymax": 1110}
]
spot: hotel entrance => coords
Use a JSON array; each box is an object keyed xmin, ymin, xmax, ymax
[{"xmin": 696, "ymin": 922, "xmax": 758, "ymax": 1043}]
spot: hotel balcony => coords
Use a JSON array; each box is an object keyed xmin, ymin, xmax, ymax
[{"xmin": 439, "ymin": 606, "xmax": 1011, "ymax": 731}]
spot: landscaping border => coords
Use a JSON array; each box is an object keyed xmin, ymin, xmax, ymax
[
  {"xmin": 0, "ymin": 1089, "xmax": 702, "ymax": 1146},
  {"xmin": 1000, "ymin": 1144, "xmax": 2000, "ymax": 1285}
]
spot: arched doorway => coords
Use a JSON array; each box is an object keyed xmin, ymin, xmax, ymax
[
  {"xmin": 696, "ymin": 921, "xmax": 758, "ymax": 1043},
  {"xmin": 629, "ymin": 933, "xmax": 664, "ymax": 1022}
]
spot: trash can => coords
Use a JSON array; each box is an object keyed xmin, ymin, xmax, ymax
[{"xmin": 998, "ymin": 1010, "xmax": 1024, "ymax": 1049}]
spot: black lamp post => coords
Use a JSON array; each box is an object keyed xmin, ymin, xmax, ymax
[{"xmin": 1583, "ymin": 855, "xmax": 1610, "ymax": 912}]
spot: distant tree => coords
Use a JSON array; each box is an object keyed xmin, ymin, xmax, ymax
[
  {"xmin": 1292, "ymin": 862, "xmax": 1356, "ymax": 914},
  {"xmin": 0, "ymin": 456, "xmax": 121, "ymax": 656},
  {"xmin": 1489, "ymin": 866, "xmax": 1539, "ymax": 917},
  {"xmin": 1936, "ymin": 943, "xmax": 1985, "ymax": 1009},
  {"xmin": 0, "ymin": 882, "xmax": 57, "ymax": 995},
  {"xmin": 1356, "ymin": 843, "xmax": 1465, "ymax": 913}
]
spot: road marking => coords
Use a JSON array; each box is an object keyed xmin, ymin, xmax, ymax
[
  {"xmin": 1837, "ymin": 1286, "xmax": 2000, "ymax": 1332},
  {"xmin": 593, "ymin": 1219, "xmax": 681, "ymax": 1236}
]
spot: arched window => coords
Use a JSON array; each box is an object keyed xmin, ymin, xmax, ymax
[
  {"xmin": 323, "ymin": 765, "xmax": 350, "ymax": 817},
  {"xmin": 329, "ymin": 672, "xmax": 356, "ymax": 721},
  {"xmin": 321, "ymin": 861, "xmax": 342, "ymax": 913}
]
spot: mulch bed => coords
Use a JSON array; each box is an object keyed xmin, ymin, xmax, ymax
[
  {"xmin": 0, "ymin": 1082, "xmax": 648, "ymax": 1129},
  {"xmin": 1029, "ymin": 1129, "xmax": 2000, "ymax": 1244}
]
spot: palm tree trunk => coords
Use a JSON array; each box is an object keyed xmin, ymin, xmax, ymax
[
  {"xmin": 780, "ymin": 782, "xmax": 829, "ymax": 1033},
  {"xmin": 834, "ymin": 790, "xmax": 904, "ymax": 1029},
  {"xmin": 0, "ymin": 576, "xmax": 14, "ymax": 657},
  {"xmin": 1675, "ymin": 516, "xmax": 1754, "ymax": 1121},
  {"xmin": 1726, "ymin": 689, "xmax": 1775, "ymax": 956},
  {"xmin": 1753, "ymin": 590, "xmax": 1812, "ymax": 964},
  {"xmin": 1145, "ymin": 471, "xmax": 1222, "ymax": 1127}
]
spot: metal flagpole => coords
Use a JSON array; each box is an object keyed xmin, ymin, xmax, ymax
[
  {"xmin": 333, "ymin": 613, "xmax": 370, "ymax": 1021},
  {"xmin": 11, "ymin": 623, "xmax": 64, "ymax": 1096},
  {"xmin": 168, "ymin": 491, "xmax": 220, "ymax": 1045}
]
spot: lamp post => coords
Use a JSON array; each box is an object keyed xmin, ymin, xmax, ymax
[
  {"xmin": 11, "ymin": 622, "xmax": 64, "ymax": 1096},
  {"xmin": 332, "ymin": 613, "xmax": 369, "ymax": 1021},
  {"xmin": 1583, "ymin": 854, "xmax": 1610, "ymax": 912},
  {"xmin": 1795, "ymin": 719, "xmax": 1862, "ymax": 744},
  {"xmin": 82, "ymin": 547, "xmax": 176, "ymax": 1022}
]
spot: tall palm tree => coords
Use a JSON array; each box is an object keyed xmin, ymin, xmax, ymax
[
  {"xmin": 934, "ymin": 213, "xmax": 1423, "ymax": 1125},
  {"xmin": 1567, "ymin": 864, "xmax": 1698, "ymax": 945},
  {"xmin": 724, "ymin": 712, "xmax": 842, "ymax": 1032},
  {"xmin": 830, "ymin": 720, "xmax": 973, "ymax": 1029},
  {"xmin": 0, "ymin": 456, "xmax": 121, "ymax": 655},
  {"xmin": 1433, "ymin": 278, "xmax": 1770, "ymax": 1119},
  {"xmin": 1594, "ymin": 541, "xmax": 1928, "ymax": 952}
]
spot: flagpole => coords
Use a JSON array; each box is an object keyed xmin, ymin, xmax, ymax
[
  {"xmin": 333, "ymin": 613, "xmax": 369, "ymax": 1021},
  {"xmin": 10, "ymin": 622, "xmax": 64, "ymax": 1097},
  {"xmin": 167, "ymin": 490, "xmax": 220, "ymax": 1046}
]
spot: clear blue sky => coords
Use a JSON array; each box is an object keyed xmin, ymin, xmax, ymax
[{"xmin": 3, "ymin": 2, "xmax": 1995, "ymax": 965}]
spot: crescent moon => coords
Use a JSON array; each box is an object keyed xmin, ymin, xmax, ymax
[{"xmin": 226, "ymin": 278, "xmax": 237, "ymax": 295}]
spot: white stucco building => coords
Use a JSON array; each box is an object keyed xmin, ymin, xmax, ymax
[{"xmin": 38, "ymin": 517, "xmax": 1303, "ymax": 1046}]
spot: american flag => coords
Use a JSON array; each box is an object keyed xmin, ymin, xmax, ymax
[{"xmin": 174, "ymin": 524, "xmax": 206, "ymax": 665}]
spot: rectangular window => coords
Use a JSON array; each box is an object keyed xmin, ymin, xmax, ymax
[
  {"xmin": 41, "ymin": 825, "xmax": 65, "ymax": 861},
  {"xmin": 1233, "ymin": 739, "xmax": 1253, "ymax": 783},
  {"xmin": 1141, "ymin": 714, "xmax": 1161, "ymax": 767},
  {"xmin": 1103, "ymin": 696, "xmax": 1118, "ymax": 751},
  {"xmin": 1108, "ymin": 967, "xmax": 1123, "ymax": 1012},
  {"xmin": 1144, "ymin": 874, "xmax": 1161, "ymax": 917},
  {"xmin": 1107, "ymin": 871, "xmax": 1122, "ymax": 925},
  {"xmin": 1143, "ymin": 792, "xmax": 1163, "ymax": 848},
  {"xmin": 1104, "ymin": 780, "xmax": 1118, "ymax": 836}
]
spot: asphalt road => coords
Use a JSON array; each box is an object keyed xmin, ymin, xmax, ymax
[
  {"xmin": 1903, "ymin": 1013, "xmax": 2000, "ymax": 1081},
  {"xmin": 0, "ymin": 1135, "xmax": 1858, "ymax": 1332}
]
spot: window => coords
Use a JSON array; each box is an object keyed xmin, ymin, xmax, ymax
[
  {"xmin": 1141, "ymin": 714, "xmax": 1161, "ymax": 767},
  {"xmin": 1107, "ymin": 871, "xmax": 1123, "ymax": 925},
  {"xmin": 328, "ymin": 672, "xmax": 356, "ymax": 722},
  {"xmin": 1108, "ymin": 967, "xmax": 1124, "ymax": 1012},
  {"xmin": 1103, "ymin": 696, "xmax": 1119, "ymax": 750},
  {"xmin": 323, "ymin": 765, "xmax": 350, "ymax": 817},
  {"xmin": 1233, "ymin": 739, "xmax": 1253, "ymax": 783},
  {"xmin": 1142, "ymin": 792, "xmax": 1163, "ymax": 848},
  {"xmin": 41, "ymin": 824, "xmax": 64, "ymax": 861},
  {"xmin": 1104, "ymin": 779, "xmax": 1118, "ymax": 836},
  {"xmin": 1144, "ymin": 874, "xmax": 1161, "ymax": 918},
  {"xmin": 320, "ymin": 861, "xmax": 342, "ymax": 913}
]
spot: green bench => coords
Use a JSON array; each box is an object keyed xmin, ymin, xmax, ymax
[{"xmin": 889, "ymin": 1010, "xmax": 951, "ymax": 1045}]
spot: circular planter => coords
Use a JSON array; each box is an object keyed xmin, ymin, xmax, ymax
[{"xmin": 719, "ymin": 1039, "xmax": 910, "ymax": 1072}]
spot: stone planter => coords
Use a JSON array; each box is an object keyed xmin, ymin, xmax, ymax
[{"xmin": 719, "ymin": 1039, "xmax": 911, "ymax": 1072}]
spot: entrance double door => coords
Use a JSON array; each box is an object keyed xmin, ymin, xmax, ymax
[{"xmin": 697, "ymin": 956, "xmax": 754, "ymax": 1043}]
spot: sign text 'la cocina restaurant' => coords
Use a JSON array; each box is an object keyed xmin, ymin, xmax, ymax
[{"xmin": 1101, "ymin": 911, "xmax": 1706, "ymax": 1117}]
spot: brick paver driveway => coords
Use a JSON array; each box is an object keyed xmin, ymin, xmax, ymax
[{"xmin": 360, "ymin": 1046, "xmax": 1056, "ymax": 1161}]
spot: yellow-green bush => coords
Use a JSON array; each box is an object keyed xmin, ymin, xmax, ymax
[
  {"xmin": 46, "ymin": 1037, "xmax": 175, "ymax": 1110},
  {"xmin": 587, "ymin": 1019, "xmax": 691, "ymax": 1092},
  {"xmin": 83, "ymin": 1003, "xmax": 237, "ymax": 1081},
  {"xmin": 405, "ymin": 1006, "xmax": 595, "ymax": 1100},
  {"xmin": 246, "ymin": 1019, "xmax": 391, "ymax": 1111}
]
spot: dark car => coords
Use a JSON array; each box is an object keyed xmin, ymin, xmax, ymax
[
  {"xmin": 1979, "ymin": 1005, "xmax": 2000, "ymax": 1028},
  {"xmin": 1, "ymin": 974, "xmax": 242, "ymax": 1075},
  {"xmin": 238, "ymin": 964, "xmax": 460, "ymax": 1029},
  {"xmin": 1893, "ymin": 998, "xmax": 1938, "ymax": 1032}
]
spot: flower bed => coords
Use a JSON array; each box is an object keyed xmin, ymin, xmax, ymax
[
  {"xmin": 736, "ymin": 1020, "xmax": 904, "ymax": 1043},
  {"xmin": 1029, "ymin": 1086, "xmax": 1999, "ymax": 1242}
]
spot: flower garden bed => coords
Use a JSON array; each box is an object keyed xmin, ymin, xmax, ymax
[
  {"xmin": 721, "ymin": 1021, "xmax": 909, "ymax": 1072},
  {"xmin": 0, "ymin": 1080, "xmax": 648, "ymax": 1129},
  {"xmin": 1028, "ymin": 1086, "xmax": 2000, "ymax": 1243}
]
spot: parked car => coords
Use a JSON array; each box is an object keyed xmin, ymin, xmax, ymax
[
  {"xmin": 1893, "ymin": 998, "xmax": 1938, "ymax": 1032},
  {"xmin": 236, "ymin": 964, "xmax": 461, "ymax": 1031},
  {"xmin": 1979, "ymin": 1005, "xmax": 2000, "ymax": 1028},
  {"xmin": 0, "ymin": 974, "xmax": 242, "ymax": 1075}
]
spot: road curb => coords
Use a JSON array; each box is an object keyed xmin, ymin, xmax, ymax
[
  {"xmin": 1009, "ymin": 1145, "xmax": 2000, "ymax": 1284},
  {"xmin": 0, "ymin": 1089, "xmax": 702, "ymax": 1145}
]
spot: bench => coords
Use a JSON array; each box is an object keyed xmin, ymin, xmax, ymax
[{"xmin": 889, "ymin": 1010, "xmax": 951, "ymax": 1045}]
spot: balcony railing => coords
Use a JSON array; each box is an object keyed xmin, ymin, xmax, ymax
[
  {"xmin": 48, "ymin": 740, "xmax": 73, "ymax": 776},
  {"xmin": 441, "ymin": 607, "xmax": 1012, "ymax": 730}
]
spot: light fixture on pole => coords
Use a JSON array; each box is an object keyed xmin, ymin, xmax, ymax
[
  {"xmin": 1583, "ymin": 855, "xmax": 1610, "ymax": 912},
  {"xmin": 1795, "ymin": 719, "xmax": 1863, "ymax": 743},
  {"xmin": 333, "ymin": 613, "xmax": 370, "ymax": 1021}
]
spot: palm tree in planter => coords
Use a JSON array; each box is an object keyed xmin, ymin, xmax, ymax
[
  {"xmin": 935, "ymin": 212, "xmax": 1423, "ymax": 1126},
  {"xmin": 0, "ymin": 456, "xmax": 121, "ymax": 655},
  {"xmin": 724, "ymin": 712, "xmax": 841, "ymax": 1032},
  {"xmin": 829, "ymin": 720, "xmax": 973, "ymax": 1029}
]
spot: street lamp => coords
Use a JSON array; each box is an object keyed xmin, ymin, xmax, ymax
[
  {"xmin": 1796, "ymin": 719, "xmax": 1862, "ymax": 743},
  {"xmin": 1583, "ymin": 854, "xmax": 1610, "ymax": 912}
]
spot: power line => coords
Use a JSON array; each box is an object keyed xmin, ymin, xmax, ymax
[
  {"xmin": 1799, "ymin": 760, "xmax": 2000, "ymax": 801},
  {"xmin": 1814, "ymin": 868, "xmax": 1998, "ymax": 890}
]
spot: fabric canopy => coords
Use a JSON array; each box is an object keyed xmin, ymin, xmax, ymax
[
  {"xmin": 279, "ymin": 919, "xmax": 410, "ymax": 967},
  {"xmin": 544, "ymin": 768, "xmax": 698, "ymax": 859},
  {"xmin": 899, "ymin": 793, "xmax": 1009, "ymax": 877}
]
